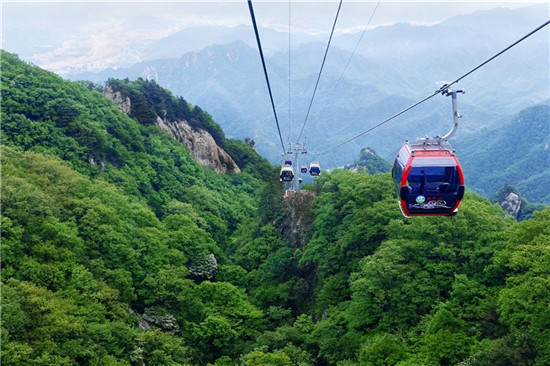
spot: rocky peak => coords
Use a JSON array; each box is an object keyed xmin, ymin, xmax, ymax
[
  {"xmin": 104, "ymin": 87, "xmax": 240, "ymax": 174},
  {"xmin": 492, "ymin": 184, "xmax": 524, "ymax": 220},
  {"xmin": 500, "ymin": 192, "xmax": 522, "ymax": 218},
  {"xmin": 281, "ymin": 190, "xmax": 316, "ymax": 249},
  {"xmin": 244, "ymin": 137, "xmax": 258, "ymax": 153}
]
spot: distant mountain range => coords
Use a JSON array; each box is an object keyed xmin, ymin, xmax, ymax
[{"xmin": 66, "ymin": 4, "xmax": 549, "ymax": 202}]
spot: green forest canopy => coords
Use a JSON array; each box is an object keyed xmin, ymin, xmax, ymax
[{"xmin": 2, "ymin": 51, "xmax": 550, "ymax": 365}]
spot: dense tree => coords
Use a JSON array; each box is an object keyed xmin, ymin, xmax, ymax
[{"xmin": 2, "ymin": 50, "xmax": 549, "ymax": 366}]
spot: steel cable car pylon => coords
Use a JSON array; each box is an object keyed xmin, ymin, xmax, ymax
[
  {"xmin": 392, "ymin": 88, "xmax": 466, "ymax": 217},
  {"xmin": 280, "ymin": 142, "xmax": 309, "ymax": 190}
]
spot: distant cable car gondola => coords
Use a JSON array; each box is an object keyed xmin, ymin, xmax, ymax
[
  {"xmin": 309, "ymin": 162, "xmax": 321, "ymax": 176},
  {"xmin": 280, "ymin": 166, "xmax": 295, "ymax": 182},
  {"xmin": 284, "ymin": 158, "xmax": 292, "ymax": 166},
  {"xmin": 300, "ymin": 165, "xmax": 308, "ymax": 173},
  {"xmin": 392, "ymin": 88, "xmax": 465, "ymax": 217}
]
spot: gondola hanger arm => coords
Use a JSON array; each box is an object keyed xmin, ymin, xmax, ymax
[
  {"xmin": 417, "ymin": 88, "xmax": 464, "ymax": 145},
  {"xmin": 440, "ymin": 88, "xmax": 465, "ymax": 141}
]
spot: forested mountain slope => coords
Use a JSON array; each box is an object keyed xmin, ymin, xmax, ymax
[
  {"xmin": 455, "ymin": 103, "xmax": 550, "ymax": 205},
  {"xmin": 1, "ymin": 51, "xmax": 272, "ymax": 363},
  {"xmin": 2, "ymin": 51, "xmax": 550, "ymax": 365},
  {"xmin": 344, "ymin": 147, "xmax": 392, "ymax": 174}
]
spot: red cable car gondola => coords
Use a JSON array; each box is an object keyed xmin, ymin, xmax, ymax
[
  {"xmin": 392, "ymin": 88, "xmax": 466, "ymax": 217},
  {"xmin": 392, "ymin": 141, "xmax": 464, "ymax": 217}
]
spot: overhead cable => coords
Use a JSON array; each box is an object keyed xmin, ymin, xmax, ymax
[
  {"xmin": 318, "ymin": 91, "xmax": 440, "ymax": 154},
  {"xmin": 288, "ymin": 0, "xmax": 292, "ymax": 143},
  {"xmin": 296, "ymin": 0, "xmax": 343, "ymax": 142},
  {"xmin": 247, "ymin": 0, "xmax": 287, "ymax": 155},
  {"xmin": 438, "ymin": 19, "xmax": 550, "ymax": 93},
  {"xmin": 332, "ymin": 0, "xmax": 382, "ymax": 92},
  {"xmin": 318, "ymin": 19, "xmax": 550, "ymax": 155}
]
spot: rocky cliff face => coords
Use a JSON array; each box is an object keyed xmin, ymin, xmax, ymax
[
  {"xmin": 103, "ymin": 87, "xmax": 240, "ymax": 174},
  {"xmin": 281, "ymin": 190, "xmax": 316, "ymax": 249},
  {"xmin": 103, "ymin": 85, "xmax": 131, "ymax": 114},
  {"xmin": 155, "ymin": 116, "xmax": 240, "ymax": 174},
  {"xmin": 500, "ymin": 191, "xmax": 522, "ymax": 218}
]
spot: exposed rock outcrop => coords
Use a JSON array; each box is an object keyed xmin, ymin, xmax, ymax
[
  {"xmin": 500, "ymin": 192, "xmax": 522, "ymax": 218},
  {"xmin": 104, "ymin": 87, "xmax": 239, "ymax": 174},
  {"xmin": 103, "ymin": 85, "xmax": 131, "ymax": 114},
  {"xmin": 281, "ymin": 190, "xmax": 316, "ymax": 249},
  {"xmin": 156, "ymin": 116, "xmax": 240, "ymax": 174}
]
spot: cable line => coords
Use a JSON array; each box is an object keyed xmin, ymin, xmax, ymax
[
  {"xmin": 247, "ymin": 0, "xmax": 286, "ymax": 155},
  {"xmin": 288, "ymin": 0, "xmax": 292, "ymax": 144},
  {"xmin": 332, "ymin": 0, "xmax": 382, "ymax": 92},
  {"xmin": 318, "ymin": 19, "xmax": 550, "ymax": 155},
  {"xmin": 296, "ymin": 0, "xmax": 343, "ymax": 142},
  {"xmin": 310, "ymin": 0, "xmax": 381, "ymax": 150},
  {"xmin": 439, "ymin": 19, "xmax": 550, "ymax": 93},
  {"xmin": 318, "ymin": 91, "xmax": 440, "ymax": 154}
]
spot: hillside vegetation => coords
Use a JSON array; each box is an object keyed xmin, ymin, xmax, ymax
[
  {"xmin": 2, "ymin": 51, "xmax": 550, "ymax": 365},
  {"xmin": 456, "ymin": 103, "xmax": 550, "ymax": 205}
]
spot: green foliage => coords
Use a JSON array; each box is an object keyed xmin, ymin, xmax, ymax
[
  {"xmin": 345, "ymin": 146, "xmax": 392, "ymax": 174},
  {"xmin": 244, "ymin": 350, "xmax": 293, "ymax": 366},
  {"xmin": 301, "ymin": 170, "xmax": 400, "ymax": 282},
  {"xmin": 359, "ymin": 333, "xmax": 405, "ymax": 366},
  {"xmin": 2, "ymin": 50, "xmax": 549, "ymax": 366},
  {"xmin": 495, "ymin": 209, "xmax": 550, "ymax": 365},
  {"xmin": 224, "ymin": 137, "xmax": 273, "ymax": 179}
]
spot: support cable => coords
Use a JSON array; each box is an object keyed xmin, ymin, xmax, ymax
[
  {"xmin": 296, "ymin": 0, "xmax": 343, "ymax": 142},
  {"xmin": 248, "ymin": 0, "xmax": 286, "ymax": 155},
  {"xmin": 332, "ymin": 0, "xmax": 382, "ymax": 92},
  {"xmin": 318, "ymin": 19, "xmax": 550, "ymax": 155},
  {"xmin": 288, "ymin": 0, "xmax": 292, "ymax": 143},
  {"xmin": 318, "ymin": 91, "xmax": 440, "ymax": 154},
  {"xmin": 440, "ymin": 19, "xmax": 550, "ymax": 93}
]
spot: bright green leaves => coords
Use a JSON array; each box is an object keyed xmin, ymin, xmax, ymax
[
  {"xmin": 191, "ymin": 281, "xmax": 263, "ymax": 362},
  {"xmin": 348, "ymin": 239, "xmax": 440, "ymax": 331},
  {"xmin": 359, "ymin": 333, "xmax": 406, "ymax": 366},
  {"xmin": 0, "ymin": 145, "xmax": 263, "ymax": 364},
  {"xmin": 243, "ymin": 350, "xmax": 293, "ymax": 366},
  {"xmin": 495, "ymin": 209, "xmax": 550, "ymax": 364}
]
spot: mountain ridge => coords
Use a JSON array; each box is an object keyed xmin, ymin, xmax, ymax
[
  {"xmin": 67, "ymin": 5, "xmax": 549, "ymax": 170},
  {"xmin": 456, "ymin": 102, "xmax": 550, "ymax": 204},
  {"xmin": 102, "ymin": 83, "xmax": 240, "ymax": 174}
]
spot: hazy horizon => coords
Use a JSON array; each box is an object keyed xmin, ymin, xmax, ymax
[{"xmin": 2, "ymin": 1, "xmax": 545, "ymax": 75}]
